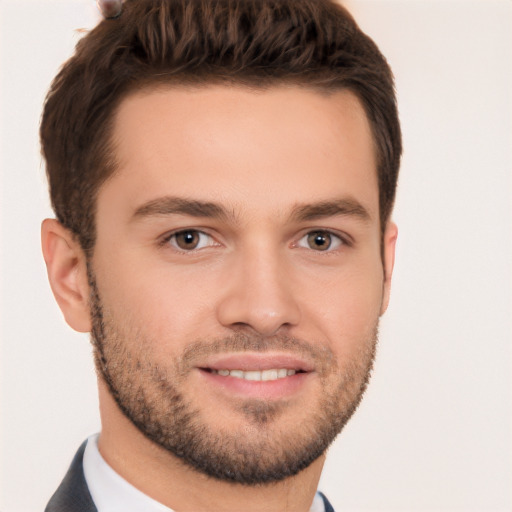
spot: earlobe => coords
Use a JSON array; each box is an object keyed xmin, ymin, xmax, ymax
[
  {"xmin": 41, "ymin": 219, "xmax": 92, "ymax": 332},
  {"xmin": 380, "ymin": 221, "xmax": 398, "ymax": 316}
]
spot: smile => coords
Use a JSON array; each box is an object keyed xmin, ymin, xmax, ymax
[
  {"xmin": 208, "ymin": 368, "xmax": 298, "ymax": 381},
  {"xmin": 196, "ymin": 352, "xmax": 314, "ymax": 398}
]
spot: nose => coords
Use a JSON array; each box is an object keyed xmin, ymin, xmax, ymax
[{"xmin": 216, "ymin": 245, "xmax": 301, "ymax": 336}]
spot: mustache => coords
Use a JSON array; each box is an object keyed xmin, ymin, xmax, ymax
[{"xmin": 176, "ymin": 332, "xmax": 337, "ymax": 374}]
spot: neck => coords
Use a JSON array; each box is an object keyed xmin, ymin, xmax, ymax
[{"xmin": 97, "ymin": 379, "xmax": 325, "ymax": 512}]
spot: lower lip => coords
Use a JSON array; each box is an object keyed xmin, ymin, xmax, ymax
[{"xmin": 198, "ymin": 369, "xmax": 311, "ymax": 399}]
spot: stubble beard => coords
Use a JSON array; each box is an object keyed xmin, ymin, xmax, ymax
[{"xmin": 88, "ymin": 268, "xmax": 379, "ymax": 485}]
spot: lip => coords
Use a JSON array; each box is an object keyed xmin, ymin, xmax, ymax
[
  {"xmin": 196, "ymin": 352, "xmax": 315, "ymax": 400},
  {"xmin": 198, "ymin": 352, "xmax": 315, "ymax": 372},
  {"xmin": 198, "ymin": 368, "xmax": 310, "ymax": 399}
]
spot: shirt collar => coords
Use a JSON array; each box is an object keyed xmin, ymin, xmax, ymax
[{"xmin": 83, "ymin": 434, "xmax": 175, "ymax": 512}]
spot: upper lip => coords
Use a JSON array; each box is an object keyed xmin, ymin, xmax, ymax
[{"xmin": 198, "ymin": 352, "xmax": 315, "ymax": 373}]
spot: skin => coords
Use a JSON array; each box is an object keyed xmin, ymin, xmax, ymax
[{"xmin": 42, "ymin": 85, "xmax": 397, "ymax": 512}]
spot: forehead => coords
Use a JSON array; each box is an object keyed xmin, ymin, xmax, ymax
[{"xmin": 101, "ymin": 84, "xmax": 378, "ymax": 223}]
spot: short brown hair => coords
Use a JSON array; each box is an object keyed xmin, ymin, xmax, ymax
[{"xmin": 40, "ymin": 0, "xmax": 401, "ymax": 253}]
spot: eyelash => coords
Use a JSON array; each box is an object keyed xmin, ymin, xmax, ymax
[{"xmin": 160, "ymin": 228, "xmax": 352, "ymax": 253}]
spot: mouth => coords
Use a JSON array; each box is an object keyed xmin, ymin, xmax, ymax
[
  {"xmin": 202, "ymin": 368, "xmax": 305, "ymax": 381},
  {"xmin": 196, "ymin": 353, "xmax": 314, "ymax": 399}
]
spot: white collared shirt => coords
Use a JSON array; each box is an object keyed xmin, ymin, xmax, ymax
[{"xmin": 83, "ymin": 434, "xmax": 326, "ymax": 512}]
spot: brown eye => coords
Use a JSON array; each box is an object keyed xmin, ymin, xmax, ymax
[
  {"xmin": 169, "ymin": 230, "xmax": 213, "ymax": 251},
  {"xmin": 307, "ymin": 232, "xmax": 332, "ymax": 251},
  {"xmin": 175, "ymin": 231, "xmax": 200, "ymax": 250},
  {"xmin": 297, "ymin": 231, "xmax": 343, "ymax": 252}
]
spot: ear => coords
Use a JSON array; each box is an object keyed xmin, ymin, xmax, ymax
[
  {"xmin": 41, "ymin": 219, "xmax": 92, "ymax": 332},
  {"xmin": 380, "ymin": 221, "xmax": 398, "ymax": 316}
]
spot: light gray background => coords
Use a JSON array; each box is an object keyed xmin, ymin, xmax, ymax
[{"xmin": 1, "ymin": 1, "xmax": 511, "ymax": 511}]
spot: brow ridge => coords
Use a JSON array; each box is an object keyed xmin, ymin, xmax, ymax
[{"xmin": 132, "ymin": 196, "xmax": 371, "ymax": 224}]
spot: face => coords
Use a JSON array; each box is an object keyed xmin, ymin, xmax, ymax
[{"xmin": 89, "ymin": 85, "xmax": 395, "ymax": 484}]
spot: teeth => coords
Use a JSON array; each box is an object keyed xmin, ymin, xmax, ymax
[
  {"xmin": 263, "ymin": 369, "xmax": 278, "ymax": 380},
  {"xmin": 211, "ymin": 368, "xmax": 297, "ymax": 381}
]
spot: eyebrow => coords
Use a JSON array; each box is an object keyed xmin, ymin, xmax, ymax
[
  {"xmin": 289, "ymin": 198, "xmax": 371, "ymax": 223},
  {"xmin": 131, "ymin": 196, "xmax": 371, "ymax": 223},
  {"xmin": 132, "ymin": 197, "xmax": 232, "ymax": 221}
]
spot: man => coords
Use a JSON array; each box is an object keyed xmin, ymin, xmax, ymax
[{"xmin": 40, "ymin": 0, "xmax": 401, "ymax": 510}]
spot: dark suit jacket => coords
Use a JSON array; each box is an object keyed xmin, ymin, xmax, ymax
[
  {"xmin": 45, "ymin": 441, "xmax": 97, "ymax": 512},
  {"xmin": 45, "ymin": 442, "xmax": 335, "ymax": 512}
]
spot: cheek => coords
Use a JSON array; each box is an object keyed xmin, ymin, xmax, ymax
[
  {"xmin": 93, "ymin": 255, "xmax": 218, "ymax": 347},
  {"xmin": 302, "ymin": 262, "xmax": 384, "ymax": 351}
]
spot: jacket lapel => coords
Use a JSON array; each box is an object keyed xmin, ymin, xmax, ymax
[
  {"xmin": 318, "ymin": 491, "xmax": 336, "ymax": 512},
  {"xmin": 45, "ymin": 440, "xmax": 97, "ymax": 512}
]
